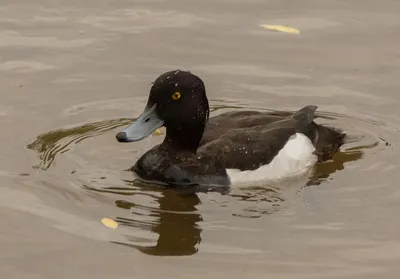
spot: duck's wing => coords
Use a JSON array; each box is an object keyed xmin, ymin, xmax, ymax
[
  {"xmin": 201, "ymin": 107, "xmax": 316, "ymax": 145},
  {"xmin": 198, "ymin": 106, "xmax": 318, "ymax": 171},
  {"xmin": 201, "ymin": 113, "xmax": 283, "ymax": 145}
]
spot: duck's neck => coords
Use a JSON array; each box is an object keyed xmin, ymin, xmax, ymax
[{"xmin": 163, "ymin": 122, "xmax": 205, "ymax": 153}]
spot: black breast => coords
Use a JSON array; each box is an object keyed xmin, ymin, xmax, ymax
[{"xmin": 132, "ymin": 145, "xmax": 230, "ymax": 187}]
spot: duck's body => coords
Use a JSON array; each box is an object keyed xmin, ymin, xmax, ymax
[
  {"xmin": 201, "ymin": 109, "xmax": 345, "ymax": 163},
  {"xmin": 116, "ymin": 70, "xmax": 346, "ymax": 188}
]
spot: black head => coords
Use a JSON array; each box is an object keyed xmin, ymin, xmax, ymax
[
  {"xmin": 116, "ymin": 70, "xmax": 210, "ymax": 151},
  {"xmin": 148, "ymin": 70, "xmax": 210, "ymax": 127}
]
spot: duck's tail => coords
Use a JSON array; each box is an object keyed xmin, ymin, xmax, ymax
[{"xmin": 311, "ymin": 123, "xmax": 347, "ymax": 162}]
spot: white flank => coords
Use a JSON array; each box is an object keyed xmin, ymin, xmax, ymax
[{"xmin": 226, "ymin": 133, "xmax": 318, "ymax": 187}]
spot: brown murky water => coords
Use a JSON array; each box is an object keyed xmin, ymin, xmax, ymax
[{"xmin": 1, "ymin": 0, "xmax": 400, "ymax": 278}]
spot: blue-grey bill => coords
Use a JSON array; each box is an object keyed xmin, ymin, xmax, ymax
[{"xmin": 116, "ymin": 104, "xmax": 164, "ymax": 142}]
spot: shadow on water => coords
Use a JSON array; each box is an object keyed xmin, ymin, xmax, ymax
[
  {"xmin": 26, "ymin": 118, "xmax": 134, "ymax": 170},
  {"xmin": 26, "ymin": 104, "xmax": 386, "ymax": 256},
  {"xmin": 111, "ymin": 189, "xmax": 202, "ymax": 256},
  {"xmin": 307, "ymin": 145, "xmax": 369, "ymax": 186}
]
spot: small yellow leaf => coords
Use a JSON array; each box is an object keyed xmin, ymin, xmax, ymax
[
  {"xmin": 152, "ymin": 128, "xmax": 163, "ymax": 136},
  {"xmin": 260, "ymin": 24, "xmax": 300, "ymax": 34},
  {"xmin": 101, "ymin": 218, "xmax": 118, "ymax": 229}
]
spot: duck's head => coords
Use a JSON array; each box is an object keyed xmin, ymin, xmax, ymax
[{"xmin": 116, "ymin": 70, "xmax": 210, "ymax": 148}]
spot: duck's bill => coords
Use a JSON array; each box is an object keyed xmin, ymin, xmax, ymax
[{"xmin": 116, "ymin": 104, "xmax": 164, "ymax": 142}]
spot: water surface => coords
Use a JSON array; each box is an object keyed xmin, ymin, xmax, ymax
[{"xmin": 1, "ymin": 1, "xmax": 400, "ymax": 278}]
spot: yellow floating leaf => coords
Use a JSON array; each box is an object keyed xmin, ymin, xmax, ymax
[
  {"xmin": 260, "ymin": 24, "xmax": 300, "ymax": 34},
  {"xmin": 101, "ymin": 218, "xmax": 118, "ymax": 229},
  {"xmin": 152, "ymin": 128, "xmax": 163, "ymax": 136}
]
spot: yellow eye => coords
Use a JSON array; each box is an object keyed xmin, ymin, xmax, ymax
[{"xmin": 172, "ymin": 92, "xmax": 181, "ymax": 101}]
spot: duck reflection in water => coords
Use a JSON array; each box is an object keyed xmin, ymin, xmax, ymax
[
  {"xmin": 112, "ymin": 188, "xmax": 202, "ymax": 256},
  {"xmin": 109, "ymin": 146, "xmax": 366, "ymax": 256}
]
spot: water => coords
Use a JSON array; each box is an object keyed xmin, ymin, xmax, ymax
[{"xmin": 1, "ymin": 0, "xmax": 400, "ymax": 278}]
